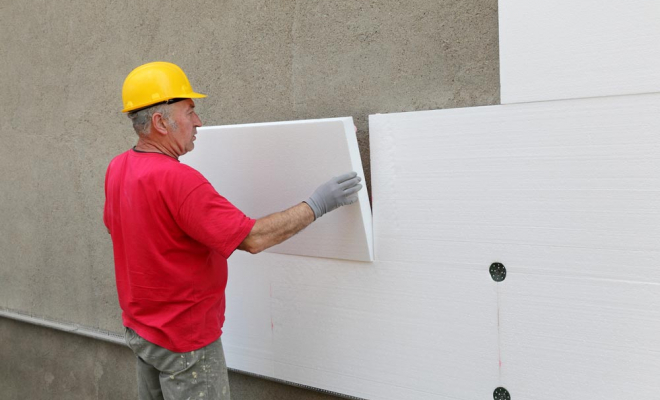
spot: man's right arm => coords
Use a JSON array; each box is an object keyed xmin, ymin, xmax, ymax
[{"xmin": 238, "ymin": 172, "xmax": 362, "ymax": 254}]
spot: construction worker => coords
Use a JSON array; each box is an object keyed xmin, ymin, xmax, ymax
[{"xmin": 104, "ymin": 61, "xmax": 363, "ymax": 400}]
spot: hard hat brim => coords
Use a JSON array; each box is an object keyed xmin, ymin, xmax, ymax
[{"xmin": 122, "ymin": 92, "xmax": 207, "ymax": 113}]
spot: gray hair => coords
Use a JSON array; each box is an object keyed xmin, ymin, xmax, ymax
[{"xmin": 127, "ymin": 103, "xmax": 177, "ymax": 136}]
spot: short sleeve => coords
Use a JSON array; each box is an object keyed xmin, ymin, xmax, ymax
[
  {"xmin": 103, "ymin": 164, "xmax": 111, "ymax": 230},
  {"xmin": 176, "ymin": 182, "xmax": 256, "ymax": 259}
]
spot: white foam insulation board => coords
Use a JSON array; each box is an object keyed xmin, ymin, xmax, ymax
[
  {"xmin": 223, "ymin": 253, "xmax": 499, "ymax": 400},
  {"xmin": 499, "ymin": 0, "xmax": 660, "ymax": 104},
  {"xmin": 371, "ymin": 93, "xmax": 660, "ymax": 400},
  {"xmin": 220, "ymin": 93, "xmax": 658, "ymax": 399},
  {"xmin": 180, "ymin": 117, "xmax": 373, "ymax": 262}
]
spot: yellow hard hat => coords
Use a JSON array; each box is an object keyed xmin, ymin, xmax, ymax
[{"xmin": 121, "ymin": 61, "xmax": 206, "ymax": 113}]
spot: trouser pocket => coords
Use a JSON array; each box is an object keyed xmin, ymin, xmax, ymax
[
  {"xmin": 124, "ymin": 328, "xmax": 189, "ymax": 376},
  {"xmin": 124, "ymin": 326, "xmax": 133, "ymax": 348}
]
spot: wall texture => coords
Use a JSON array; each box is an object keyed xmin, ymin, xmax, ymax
[
  {"xmin": 0, "ymin": 0, "xmax": 499, "ymax": 398},
  {"xmin": 1, "ymin": 318, "xmax": 343, "ymax": 400}
]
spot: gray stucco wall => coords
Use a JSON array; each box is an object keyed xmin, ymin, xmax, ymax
[
  {"xmin": 0, "ymin": 0, "xmax": 499, "ymax": 398},
  {"xmin": 1, "ymin": 318, "xmax": 344, "ymax": 400}
]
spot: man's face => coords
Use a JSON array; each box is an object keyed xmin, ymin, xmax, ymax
[{"xmin": 167, "ymin": 99, "xmax": 203, "ymax": 157}]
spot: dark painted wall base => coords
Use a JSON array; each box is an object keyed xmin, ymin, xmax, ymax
[{"xmin": 0, "ymin": 318, "xmax": 342, "ymax": 400}]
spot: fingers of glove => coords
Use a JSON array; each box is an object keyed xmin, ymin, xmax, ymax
[
  {"xmin": 338, "ymin": 176, "xmax": 361, "ymax": 190},
  {"xmin": 343, "ymin": 194, "xmax": 359, "ymax": 205},
  {"xmin": 334, "ymin": 171, "xmax": 358, "ymax": 184},
  {"xmin": 342, "ymin": 183, "xmax": 362, "ymax": 195}
]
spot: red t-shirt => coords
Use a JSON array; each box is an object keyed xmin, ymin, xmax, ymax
[{"xmin": 103, "ymin": 149, "xmax": 255, "ymax": 352}]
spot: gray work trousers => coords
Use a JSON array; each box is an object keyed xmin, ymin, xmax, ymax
[{"xmin": 124, "ymin": 327, "xmax": 231, "ymax": 400}]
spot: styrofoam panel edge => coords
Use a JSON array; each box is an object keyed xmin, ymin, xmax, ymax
[
  {"xmin": 501, "ymin": 85, "xmax": 660, "ymax": 106},
  {"xmin": 197, "ymin": 116, "xmax": 349, "ymax": 133},
  {"xmin": 497, "ymin": 1, "xmax": 512, "ymax": 105},
  {"xmin": 369, "ymin": 91, "xmax": 660, "ymax": 122},
  {"xmin": 230, "ymin": 368, "xmax": 367, "ymax": 400},
  {"xmin": 499, "ymin": 63, "xmax": 660, "ymax": 106},
  {"xmin": 339, "ymin": 117, "xmax": 374, "ymax": 262}
]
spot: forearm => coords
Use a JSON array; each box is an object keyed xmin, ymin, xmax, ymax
[
  {"xmin": 238, "ymin": 202, "xmax": 315, "ymax": 254},
  {"xmin": 237, "ymin": 171, "xmax": 362, "ymax": 255}
]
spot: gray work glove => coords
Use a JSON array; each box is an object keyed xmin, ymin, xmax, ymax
[{"xmin": 305, "ymin": 172, "xmax": 363, "ymax": 220}]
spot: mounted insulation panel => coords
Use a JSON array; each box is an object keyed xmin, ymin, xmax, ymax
[
  {"xmin": 180, "ymin": 117, "xmax": 373, "ymax": 262},
  {"xmin": 499, "ymin": 0, "xmax": 660, "ymax": 103},
  {"xmin": 370, "ymin": 93, "xmax": 660, "ymax": 399}
]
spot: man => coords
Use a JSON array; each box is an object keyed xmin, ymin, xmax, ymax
[{"xmin": 104, "ymin": 61, "xmax": 363, "ymax": 400}]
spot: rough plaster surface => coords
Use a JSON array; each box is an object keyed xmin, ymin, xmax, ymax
[
  {"xmin": 0, "ymin": 318, "xmax": 137, "ymax": 400},
  {"xmin": 1, "ymin": 0, "xmax": 498, "ymax": 333},
  {"xmin": 0, "ymin": 0, "xmax": 499, "ymax": 397},
  {"xmin": 0, "ymin": 318, "xmax": 344, "ymax": 400}
]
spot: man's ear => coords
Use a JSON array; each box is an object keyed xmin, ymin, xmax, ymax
[{"xmin": 152, "ymin": 112, "xmax": 168, "ymax": 136}]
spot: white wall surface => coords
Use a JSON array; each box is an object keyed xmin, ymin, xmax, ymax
[
  {"xmin": 499, "ymin": 0, "xmax": 660, "ymax": 104},
  {"xmin": 181, "ymin": 117, "xmax": 373, "ymax": 262},
  {"xmin": 218, "ymin": 93, "xmax": 660, "ymax": 399}
]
